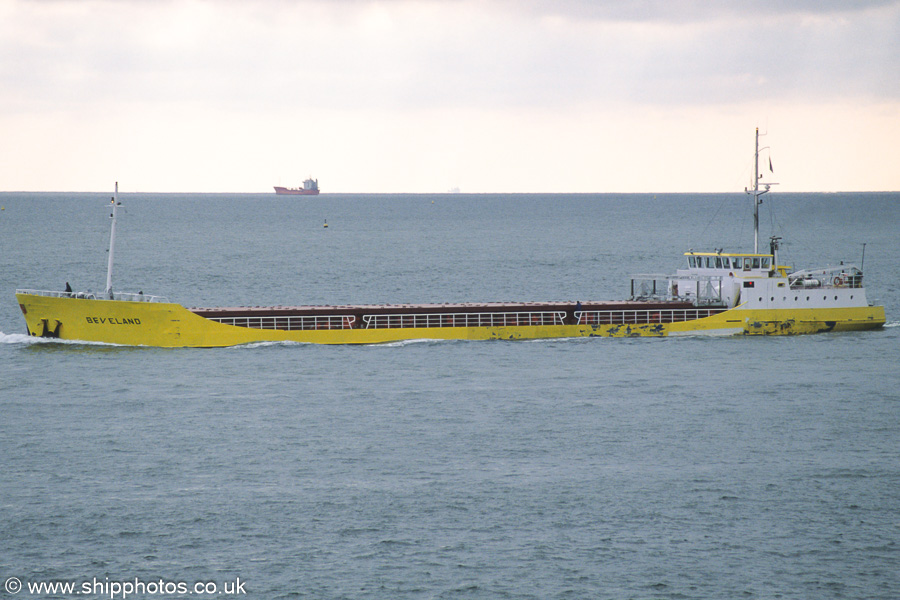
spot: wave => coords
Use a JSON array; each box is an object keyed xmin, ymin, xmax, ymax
[
  {"xmin": 0, "ymin": 331, "xmax": 38, "ymax": 345},
  {"xmin": 226, "ymin": 340, "xmax": 312, "ymax": 349},
  {"xmin": 0, "ymin": 331, "xmax": 122, "ymax": 347},
  {"xmin": 368, "ymin": 338, "xmax": 447, "ymax": 348},
  {"xmin": 230, "ymin": 337, "xmax": 459, "ymax": 350},
  {"xmin": 370, "ymin": 336, "xmax": 605, "ymax": 348},
  {"xmin": 520, "ymin": 336, "xmax": 595, "ymax": 344}
]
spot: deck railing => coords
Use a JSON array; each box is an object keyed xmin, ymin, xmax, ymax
[
  {"xmin": 363, "ymin": 311, "xmax": 567, "ymax": 329},
  {"xmin": 576, "ymin": 308, "xmax": 725, "ymax": 325},
  {"xmin": 206, "ymin": 315, "xmax": 356, "ymax": 331},
  {"xmin": 16, "ymin": 289, "xmax": 169, "ymax": 303},
  {"xmin": 204, "ymin": 308, "xmax": 724, "ymax": 331},
  {"xmin": 788, "ymin": 272, "xmax": 863, "ymax": 289},
  {"xmin": 630, "ymin": 274, "xmax": 725, "ymax": 306}
]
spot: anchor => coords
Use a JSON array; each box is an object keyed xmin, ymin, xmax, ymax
[{"xmin": 39, "ymin": 318, "xmax": 62, "ymax": 338}]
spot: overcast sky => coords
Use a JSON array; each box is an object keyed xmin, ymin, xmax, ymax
[{"xmin": 1, "ymin": 0, "xmax": 898, "ymax": 192}]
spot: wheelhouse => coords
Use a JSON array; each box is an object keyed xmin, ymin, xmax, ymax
[{"xmin": 685, "ymin": 252, "xmax": 773, "ymax": 274}]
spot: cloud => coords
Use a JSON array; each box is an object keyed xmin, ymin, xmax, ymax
[
  {"xmin": 2, "ymin": 0, "xmax": 898, "ymax": 117},
  {"xmin": 514, "ymin": 0, "xmax": 898, "ymax": 22},
  {"xmin": 0, "ymin": 0, "xmax": 898, "ymax": 192}
]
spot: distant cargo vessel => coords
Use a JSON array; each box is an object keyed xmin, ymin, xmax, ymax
[{"xmin": 274, "ymin": 178, "xmax": 319, "ymax": 195}]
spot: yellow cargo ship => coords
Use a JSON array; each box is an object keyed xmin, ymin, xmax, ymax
[{"xmin": 14, "ymin": 133, "xmax": 886, "ymax": 347}]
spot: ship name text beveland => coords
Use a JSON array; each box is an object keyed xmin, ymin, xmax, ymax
[{"xmin": 86, "ymin": 316, "xmax": 142, "ymax": 325}]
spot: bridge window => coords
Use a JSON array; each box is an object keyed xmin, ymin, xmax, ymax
[
  {"xmin": 761, "ymin": 257, "xmax": 771, "ymax": 269},
  {"xmin": 752, "ymin": 257, "xmax": 761, "ymax": 269},
  {"xmin": 688, "ymin": 256, "xmax": 696, "ymax": 268},
  {"xmin": 715, "ymin": 257, "xmax": 723, "ymax": 268},
  {"xmin": 722, "ymin": 257, "xmax": 731, "ymax": 268}
]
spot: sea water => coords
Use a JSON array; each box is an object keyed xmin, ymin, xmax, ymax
[{"xmin": 1, "ymin": 192, "xmax": 898, "ymax": 599}]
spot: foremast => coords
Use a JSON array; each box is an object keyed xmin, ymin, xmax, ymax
[{"xmin": 104, "ymin": 182, "xmax": 120, "ymax": 300}]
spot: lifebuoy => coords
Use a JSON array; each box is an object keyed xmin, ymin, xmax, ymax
[{"xmin": 834, "ymin": 277, "xmax": 843, "ymax": 287}]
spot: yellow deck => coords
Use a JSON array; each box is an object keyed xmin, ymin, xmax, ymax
[{"xmin": 16, "ymin": 293, "xmax": 886, "ymax": 348}]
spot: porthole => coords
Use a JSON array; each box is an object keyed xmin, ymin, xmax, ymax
[{"xmin": 834, "ymin": 296, "xmax": 838, "ymax": 300}]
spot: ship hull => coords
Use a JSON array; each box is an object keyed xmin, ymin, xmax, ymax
[
  {"xmin": 273, "ymin": 186, "xmax": 319, "ymax": 195},
  {"xmin": 16, "ymin": 293, "xmax": 885, "ymax": 348}
]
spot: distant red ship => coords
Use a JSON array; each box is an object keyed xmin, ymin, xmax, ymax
[{"xmin": 274, "ymin": 178, "xmax": 319, "ymax": 195}]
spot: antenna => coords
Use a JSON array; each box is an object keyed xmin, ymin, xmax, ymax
[
  {"xmin": 105, "ymin": 182, "xmax": 119, "ymax": 299},
  {"xmin": 744, "ymin": 128, "xmax": 777, "ymax": 253}
]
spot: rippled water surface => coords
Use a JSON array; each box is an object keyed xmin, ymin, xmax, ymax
[{"xmin": 1, "ymin": 192, "xmax": 898, "ymax": 599}]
